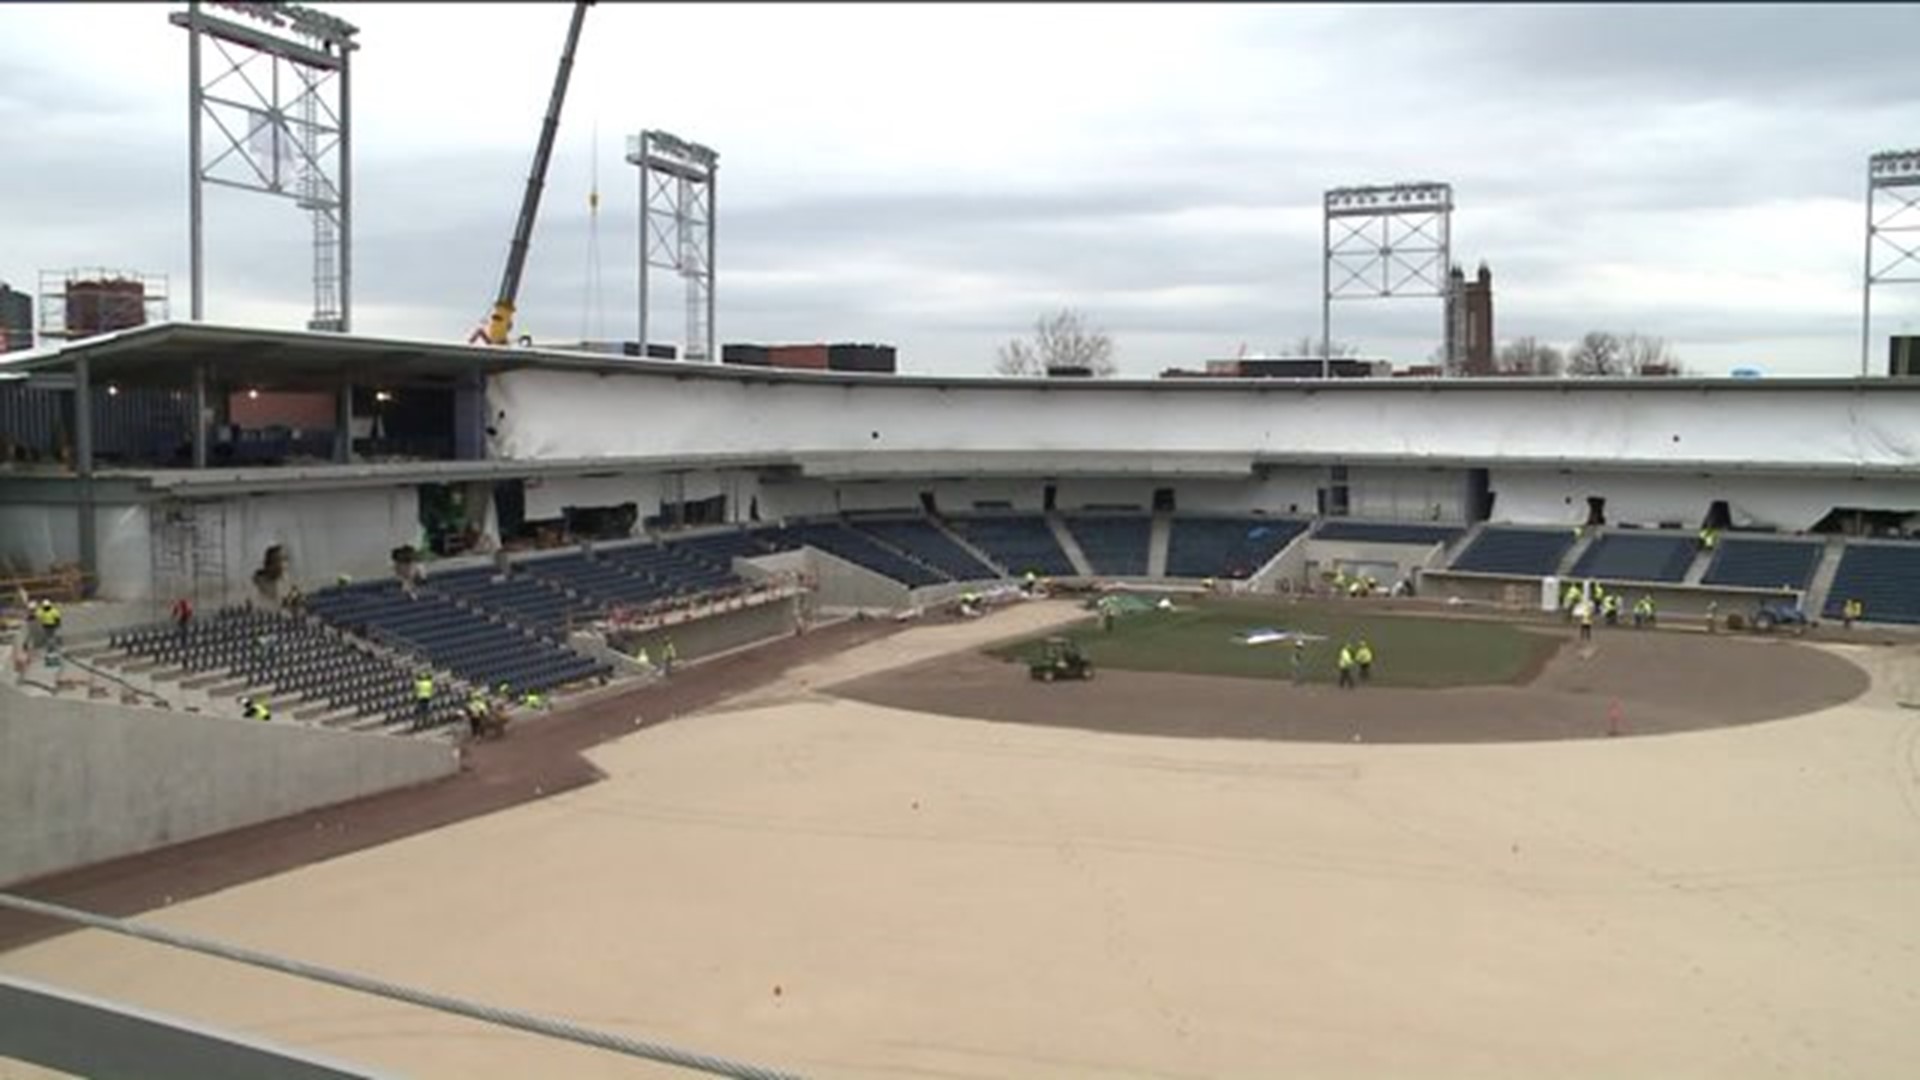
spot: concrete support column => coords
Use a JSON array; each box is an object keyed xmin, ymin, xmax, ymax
[
  {"xmin": 191, "ymin": 362, "xmax": 208, "ymax": 469},
  {"xmin": 335, "ymin": 374, "xmax": 353, "ymax": 464},
  {"xmin": 74, "ymin": 356, "xmax": 97, "ymax": 598}
]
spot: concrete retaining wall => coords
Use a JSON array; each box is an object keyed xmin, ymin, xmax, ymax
[
  {"xmin": 1419, "ymin": 571, "xmax": 1800, "ymax": 620},
  {"xmin": 609, "ymin": 596, "xmax": 801, "ymax": 664},
  {"xmin": 0, "ymin": 686, "xmax": 458, "ymax": 888}
]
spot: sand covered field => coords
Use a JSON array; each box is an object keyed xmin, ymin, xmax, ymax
[{"xmin": 5, "ymin": 601, "xmax": 1918, "ymax": 1079}]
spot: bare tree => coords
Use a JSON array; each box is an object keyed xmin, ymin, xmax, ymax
[
  {"xmin": 1567, "ymin": 330, "xmax": 1683, "ymax": 376},
  {"xmin": 1281, "ymin": 335, "xmax": 1359, "ymax": 359},
  {"xmin": 1496, "ymin": 336, "xmax": 1565, "ymax": 376},
  {"xmin": 1566, "ymin": 331, "xmax": 1624, "ymax": 376},
  {"xmin": 1620, "ymin": 332, "xmax": 1684, "ymax": 375},
  {"xmin": 995, "ymin": 308, "xmax": 1116, "ymax": 377}
]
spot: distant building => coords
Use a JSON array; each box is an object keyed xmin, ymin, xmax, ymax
[
  {"xmin": 723, "ymin": 343, "xmax": 896, "ymax": 374},
  {"xmin": 1445, "ymin": 262, "xmax": 1494, "ymax": 375},
  {"xmin": 0, "ymin": 282, "xmax": 31, "ymax": 353},
  {"xmin": 1161, "ymin": 356, "xmax": 1392, "ymax": 379}
]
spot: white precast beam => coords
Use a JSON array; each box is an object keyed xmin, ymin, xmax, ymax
[{"xmin": 486, "ymin": 369, "xmax": 1920, "ymax": 474}]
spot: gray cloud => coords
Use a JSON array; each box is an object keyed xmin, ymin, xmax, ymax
[{"xmin": 7, "ymin": 4, "xmax": 1920, "ymax": 377}]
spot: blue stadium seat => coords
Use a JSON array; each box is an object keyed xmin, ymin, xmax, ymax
[
  {"xmin": 1820, "ymin": 541, "xmax": 1920, "ymax": 625},
  {"xmin": 1449, "ymin": 528, "xmax": 1575, "ymax": 576},
  {"xmin": 1568, "ymin": 532, "xmax": 1699, "ymax": 583},
  {"xmin": 848, "ymin": 518, "xmax": 1000, "ymax": 581},
  {"xmin": 948, "ymin": 516, "xmax": 1076, "ymax": 577},
  {"xmin": 1701, "ymin": 538, "xmax": 1823, "ymax": 591},
  {"xmin": 1063, "ymin": 515, "xmax": 1151, "ymax": 576},
  {"xmin": 1313, "ymin": 521, "xmax": 1463, "ymax": 546},
  {"xmin": 1165, "ymin": 517, "xmax": 1308, "ymax": 578}
]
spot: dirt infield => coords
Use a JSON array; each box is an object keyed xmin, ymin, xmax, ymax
[{"xmin": 834, "ymin": 623, "xmax": 1872, "ymax": 743}]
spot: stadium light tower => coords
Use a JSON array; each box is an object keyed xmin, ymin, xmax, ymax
[
  {"xmin": 626, "ymin": 129, "xmax": 718, "ymax": 362},
  {"xmin": 172, "ymin": 1, "xmax": 357, "ymax": 332},
  {"xmin": 1322, "ymin": 182, "xmax": 1454, "ymax": 377},
  {"xmin": 1863, "ymin": 148, "xmax": 1920, "ymax": 377}
]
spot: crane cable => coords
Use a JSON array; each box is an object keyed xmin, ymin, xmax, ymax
[{"xmin": 581, "ymin": 111, "xmax": 606, "ymax": 344}]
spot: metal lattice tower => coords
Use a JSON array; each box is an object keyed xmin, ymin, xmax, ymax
[
  {"xmin": 1322, "ymin": 182, "xmax": 1454, "ymax": 376},
  {"xmin": 626, "ymin": 130, "xmax": 718, "ymax": 362},
  {"xmin": 1862, "ymin": 148, "xmax": 1920, "ymax": 376},
  {"xmin": 171, "ymin": 1, "xmax": 357, "ymax": 332}
]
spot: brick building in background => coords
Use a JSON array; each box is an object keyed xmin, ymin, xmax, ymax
[{"xmin": 1445, "ymin": 262, "xmax": 1494, "ymax": 375}]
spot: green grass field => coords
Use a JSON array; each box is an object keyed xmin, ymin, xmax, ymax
[{"xmin": 990, "ymin": 597, "xmax": 1561, "ymax": 688}]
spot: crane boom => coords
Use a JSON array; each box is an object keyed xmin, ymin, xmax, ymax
[{"xmin": 475, "ymin": 0, "xmax": 591, "ymax": 346}]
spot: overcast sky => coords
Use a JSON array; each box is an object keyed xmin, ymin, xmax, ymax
[{"xmin": 5, "ymin": 2, "xmax": 1920, "ymax": 375}]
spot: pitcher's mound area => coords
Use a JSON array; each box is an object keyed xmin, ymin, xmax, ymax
[{"xmin": 835, "ymin": 626, "xmax": 1869, "ymax": 743}]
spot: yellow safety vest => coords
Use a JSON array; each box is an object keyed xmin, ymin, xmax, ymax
[{"xmin": 415, "ymin": 677, "xmax": 434, "ymax": 700}]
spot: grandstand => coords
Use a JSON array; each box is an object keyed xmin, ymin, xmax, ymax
[
  {"xmin": 2, "ymin": 320, "xmax": 1918, "ymax": 714},
  {"xmin": 1568, "ymin": 532, "xmax": 1700, "ymax": 583},
  {"xmin": 1701, "ymin": 537, "xmax": 1825, "ymax": 592},
  {"xmin": 1063, "ymin": 515, "xmax": 1153, "ymax": 576},
  {"xmin": 948, "ymin": 515, "xmax": 1076, "ymax": 578},
  {"xmin": 1167, "ymin": 517, "xmax": 1309, "ymax": 578},
  {"xmin": 1449, "ymin": 527, "xmax": 1577, "ymax": 577},
  {"xmin": 1820, "ymin": 541, "xmax": 1920, "ymax": 625},
  {"xmin": 1312, "ymin": 521, "xmax": 1463, "ymax": 546}
]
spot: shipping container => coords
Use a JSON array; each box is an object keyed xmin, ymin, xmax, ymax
[
  {"xmin": 768, "ymin": 344, "xmax": 829, "ymax": 369},
  {"xmin": 722, "ymin": 343, "xmax": 773, "ymax": 367},
  {"xmin": 826, "ymin": 343, "xmax": 897, "ymax": 373}
]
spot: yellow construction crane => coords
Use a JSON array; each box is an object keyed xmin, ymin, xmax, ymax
[{"xmin": 472, "ymin": 0, "xmax": 591, "ymax": 346}]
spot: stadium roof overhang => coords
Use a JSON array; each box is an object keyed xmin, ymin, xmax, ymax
[{"xmin": 6, "ymin": 320, "xmax": 1912, "ymax": 394}]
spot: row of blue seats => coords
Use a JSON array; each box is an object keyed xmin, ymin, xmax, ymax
[
  {"xmin": 1064, "ymin": 516, "xmax": 1151, "ymax": 576},
  {"xmin": 1166, "ymin": 518, "xmax": 1308, "ymax": 579},
  {"xmin": 308, "ymin": 582, "xmax": 609, "ymax": 695}
]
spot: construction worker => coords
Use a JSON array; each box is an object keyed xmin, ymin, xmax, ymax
[
  {"xmin": 1355, "ymin": 638, "xmax": 1375, "ymax": 682},
  {"xmin": 662, "ymin": 639, "xmax": 678, "ymax": 677},
  {"xmin": 240, "ymin": 696, "xmax": 271, "ymax": 721},
  {"xmin": 636, "ymin": 645, "xmax": 652, "ymax": 672},
  {"xmin": 1337, "ymin": 642, "xmax": 1357, "ymax": 690},
  {"xmin": 466, "ymin": 690, "xmax": 491, "ymax": 738},
  {"xmin": 1561, "ymin": 581, "xmax": 1582, "ymax": 622},
  {"xmin": 521, "ymin": 688, "xmax": 546, "ymax": 711},
  {"xmin": 1602, "ymin": 592, "xmax": 1621, "ymax": 626},
  {"xmin": 35, "ymin": 600, "xmax": 62, "ymax": 650},
  {"xmin": 413, "ymin": 670, "xmax": 435, "ymax": 726},
  {"xmin": 1633, "ymin": 595, "xmax": 1656, "ymax": 628},
  {"xmin": 1333, "ymin": 568, "xmax": 1349, "ymax": 595},
  {"xmin": 1705, "ymin": 600, "xmax": 1719, "ymax": 635},
  {"xmin": 1577, "ymin": 599, "xmax": 1594, "ymax": 642},
  {"xmin": 1023, "ymin": 570, "xmax": 1038, "ymax": 595},
  {"xmin": 1699, "ymin": 526, "xmax": 1718, "ymax": 551},
  {"xmin": 1290, "ymin": 636, "xmax": 1307, "ymax": 685},
  {"xmin": 1843, "ymin": 597, "xmax": 1864, "ymax": 630}
]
